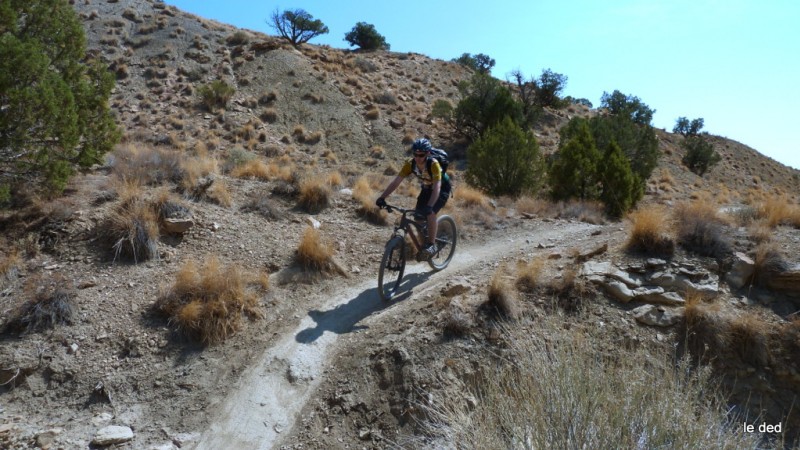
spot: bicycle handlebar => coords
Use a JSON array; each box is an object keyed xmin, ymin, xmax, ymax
[{"xmin": 381, "ymin": 203, "xmax": 416, "ymax": 215}]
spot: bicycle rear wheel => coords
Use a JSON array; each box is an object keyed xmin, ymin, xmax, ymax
[
  {"xmin": 429, "ymin": 215, "xmax": 457, "ymax": 270},
  {"xmin": 378, "ymin": 236, "xmax": 406, "ymax": 301}
]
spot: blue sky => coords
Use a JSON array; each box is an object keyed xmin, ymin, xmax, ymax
[{"xmin": 164, "ymin": 0, "xmax": 800, "ymax": 170}]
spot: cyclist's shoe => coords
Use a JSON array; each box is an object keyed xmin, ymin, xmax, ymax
[{"xmin": 423, "ymin": 243, "xmax": 437, "ymax": 259}]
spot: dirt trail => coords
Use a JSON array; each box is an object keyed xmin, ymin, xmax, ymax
[{"xmin": 196, "ymin": 221, "xmax": 598, "ymax": 450}]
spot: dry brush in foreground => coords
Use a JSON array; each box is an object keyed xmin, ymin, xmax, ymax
[{"xmin": 424, "ymin": 318, "xmax": 764, "ymax": 449}]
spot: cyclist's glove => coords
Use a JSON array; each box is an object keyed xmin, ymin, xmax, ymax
[
  {"xmin": 376, "ymin": 197, "xmax": 387, "ymax": 208},
  {"xmin": 418, "ymin": 205, "xmax": 433, "ymax": 216}
]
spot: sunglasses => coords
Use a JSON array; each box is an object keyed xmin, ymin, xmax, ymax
[{"xmin": 414, "ymin": 153, "xmax": 427, "ymax": 157}]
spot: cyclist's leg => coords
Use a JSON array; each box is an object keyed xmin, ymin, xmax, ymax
[{"xmin": 429, "ymin": 186, "xmax": 451, "ymax": 247}]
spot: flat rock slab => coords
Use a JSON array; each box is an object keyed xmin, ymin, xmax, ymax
[
  {"xmin": 92, "ymin": 425, "xmax": 134, "ymax": 446},
  {"xmin": 632, "ymin": 305, "xmax": 684, "ymax": 327}
]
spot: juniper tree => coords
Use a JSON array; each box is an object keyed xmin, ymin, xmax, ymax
[{"xmin": 0, "ymin": 0, "xmax": 120, "ymax": 202}]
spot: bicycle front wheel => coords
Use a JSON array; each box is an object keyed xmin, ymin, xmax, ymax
[
  {"xmin": 429, "ymin": 215, "xmax": 457, "ymax": 270},
  {"xmin": 378, "ymin": 236, "xmax": 406, "ymax": 301}
]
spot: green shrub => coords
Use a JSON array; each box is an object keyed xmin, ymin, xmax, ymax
[
  {"xmin": 550, "ymin": 118, "xmax": 639, "ymax": 217},
  {"xmin": 452, "ymin": 52, "xmax": 495, "ymax": 74},
  {"xmin": 673, "ymin": 117, "xmax": 705, "ymax": 137},
  {"xmin": 466, "ymin": 117, "xmax": 544, "ymax": 197},
  {"xmin": 344, "ymin": 22, "xmax": 389, "ymax": 50},
  {"xmin": 268, "ymin": 8, "xmax": 328, "ymax": 46},
  {"xmin": 534, "ymin": 68, "xmax": 568, "ymax": 109},
  {"xmin": 558, "ymin": 92, "xmax": 657, "ymax": 202},
  {"xmin": 548, "ymin": 118, "xmax": 600, "ymax": 201},
  {"xmin": 598, "ymin": 141, "xmax": 636, "ymax": 218},
  {"xmin": 198, "ymin": 80, "xmax": 235, "ymax": 111},
  {"xmin": 0, "ymin": 0, "xmax": 119, "ymax": 196},
  {"xmin": 226, "ymin": 31, "xmax": 250, "ymax": 46},
  {"xmin": 682, "ymin": 135, "xmax": 721, "ymax": 176},
  {"xmin": 454, "ymin": 73, "xmax": 524, "ymax": 142},
  {"xmin": 431, "ymin": 99, "xmax": 453, "ymax": 121}
]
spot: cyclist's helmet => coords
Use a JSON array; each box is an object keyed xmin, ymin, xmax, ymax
[{"xmin": 411, "ymin": 138, "xmax": 432, "ymax": 153}]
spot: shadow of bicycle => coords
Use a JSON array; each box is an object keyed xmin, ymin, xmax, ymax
[{"xmin": 295, "ymin": 271, "xmax": 433, "ymax": 344}]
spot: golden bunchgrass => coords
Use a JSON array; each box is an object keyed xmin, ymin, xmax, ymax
[
  {"xmin": 454, "ymin": 184, "xmax": 490, "ymax": 209},
  {"xmin": 747, "ymin": 220, "xmax": 773, "ymax": 244},
  {"xmin": 487, "ymin": 270, "xmax": 519, "ymax": 320},
  {"xmin": 109, "ymin": 143, "xmax": 183, "ymax": 186},
  {"xmin": 179, "ymin": 149, "xmax": 219, "ymax": 192},
  {"xmin": 326, "ymin": 171, "xmax": 343, "ymax": 188},
  {"xmin": 515, "ymin": 196, "xmax": 550, "ymax": 217},
  {"xmin": 103, "ymin": 195, "xmax": 160, "ymax": 263},
  {"xmin": 625, "ymin": 204, "xmax": 674, "ymax": 256},
  {"xmin": 425, "ymin": 317, "xmax": 762, "ymax": 449},
  {"xmin": 0, "ymin": 249, "xmax": 22, "ymax": 289},
  {"xmin": 757, "ymin": 194, "xmax": 799, "ymax": 228},
  {"xmin": 352, "ymin": 176, "xmax": 388, "ymax": 225},
  {"xmin": 515, "ymin": 257, "xmax": 545, "ymax": 292},
  {"xmin": 230, "ymin": 159, "xmax": 271, "ymax": 180},
  {"xmin": 295, "ymin": 227, "xmax": 346, "ymax": 276},
  {"xmin": 297, "ymin": 178, "xmax": 331, "ymax": 213},
  {"xmin": 672, "ymin": 199, "xmax": 732, "ymax": 258},
  {"xmin": 207, "ymin": 179, "xmax": 232, "ymax": 207},
  {"xmin": 750, "ymin": 243, "xmax": 789, "ymax": 287},
  {"xmin": 156, "ymin": 256, "xmax": 268, "ymax": 344}
]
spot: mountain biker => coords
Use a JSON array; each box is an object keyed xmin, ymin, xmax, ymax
[{"xmin": 376, "ymin": 138, "xmax": 452, "ymax": 259}]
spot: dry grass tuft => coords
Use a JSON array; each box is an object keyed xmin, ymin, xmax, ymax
[
  {"xmin": 364, "ymin": 107, "xmax": 380, "ymax": 120},
  {"xmin": 4, "ymin": 274, "xmax": 74, "ymax": 334},
  {"xmin": 673, "ymin": 200, "xmax": 732, "ymax": 259},
  {"xmin": 728, "ymin": 312, "xmax": 774, "ymax": 366},
  {"xmin": 230, "ymin": 159, "xmax": 271, "ymax": 180},
  {"xmin": 625, "ymin": 205, "xmax": 674, "ymax": 256},
  {"xmin": 108, "ymin": 143, "xmax": 183, "ymax": 186},
  {"xmin": 425, "ymin": 318, "xmax": 761, "ymax": 449},
  {"xmin": 545, "ymin": 267, "xmax": 589, "ymax": 312},
  {"xmin": 515, "ymin": 257, "xmax": 545, "ymax": 292},
  {"xmin": 486, "ymin": 271, "xmax": 519, "ymax": 320},
  {"xmin": 155, "ymin": 257, "xmax": 267, "ymax": 344},
  {"xmin": 102, "ymin": 195, "xmax": 160, "ymax": 263},
  {"xmin": 440, "ymin": 299, "xmax": 473, "ymax": 336},
  {"xmin": 326, "ymin": 171, "xmax": 343, "ymax": 188},
  {"xmin": 207, "ymin": 179, "xmax": 232, "ymax": 207},
  {"xmin": 304, "ymin": 130, "xmax": 323, "ymax": 145},
  {"xmin": 747, "ymin": 220, "xmax": 773, "ymax": 243},
  {"xmin": 295, "ymin": 227, "xmax": 346, "ymax": 277},
  {"xmin": 179, "ymin": 147, "xmax": 219, "ymax": 192},
  {"xmin": 241, "ymin": 195, "xmax": 282, "ymax": 220},
  {"xmin": 297, "ymin": 178, "xmax": 331, "ymax": 213},
  {"xmin": 352, "ymin": 176, "xmax": 387, "ymax": 225},
  {"xmin": 757, "ymin": 194, "xmax": 797, "ymax": 228},
  {"xmin": 0, "ymin": 250, "xmax": 22, "ymax": 289},
  {"xmin": 750, "ymin": 244, "xmax": 790, "ymax": 287},
  {"xmin": 454, "ymin": 184, "xmax": 490, "ymax": 209},
  {"xmin": 515, "ymin": 196, "xmax": 551, "ymax": 217}
]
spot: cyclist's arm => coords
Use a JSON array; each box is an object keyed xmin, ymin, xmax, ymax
[
  {"xmin": 380, "ymin": 175, "xmax": 404, "ymax": 199},
  {"xmin": 428, "ymin": 180, "xmax": 441, "ymax": 208}
]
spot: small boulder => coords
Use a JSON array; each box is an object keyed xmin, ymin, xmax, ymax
[
  {"xmin": 162, "ymin": 217, "xmax": 194, "ymax": 234},
  {"xmin": 726, "ymin": 252, "xmax": 755, "ymax": 289},
  {"xmin": 92, "ymin": 425, "xmax": 134, "ymax": 446},
  {"xmin": 602, "ymin": 279, "xmax": 635, "ymax": 303},
  {"xmin": 632, "ymin": 305, "xmax": 684, "ymax": 327}
]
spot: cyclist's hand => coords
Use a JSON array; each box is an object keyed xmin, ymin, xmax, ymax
[
  {"xmin": 376, "ymin": 197, "xmax": 387, "ymax": 208},
  {"xmin": 418, "ymin": 205, "xmax": 433, "ymax": 216}
]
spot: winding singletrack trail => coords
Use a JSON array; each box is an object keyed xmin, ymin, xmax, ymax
[{"xmin": 196, "ymin": 221, "xmax": 598, "ymax": 449}]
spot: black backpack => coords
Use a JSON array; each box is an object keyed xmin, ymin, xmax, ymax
[{"xmin": 426, "ymin": 148, "xmax": 449, "ymax": 174}]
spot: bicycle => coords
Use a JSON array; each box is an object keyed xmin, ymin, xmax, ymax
[{"xmin": 377, "ymin": 203, "xmax": 457, "ymax": 301}]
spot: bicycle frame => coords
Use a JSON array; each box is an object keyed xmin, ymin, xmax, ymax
[{"xmin": 386, "ymin": 205, "xmax": 428, "ymax": 253}]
